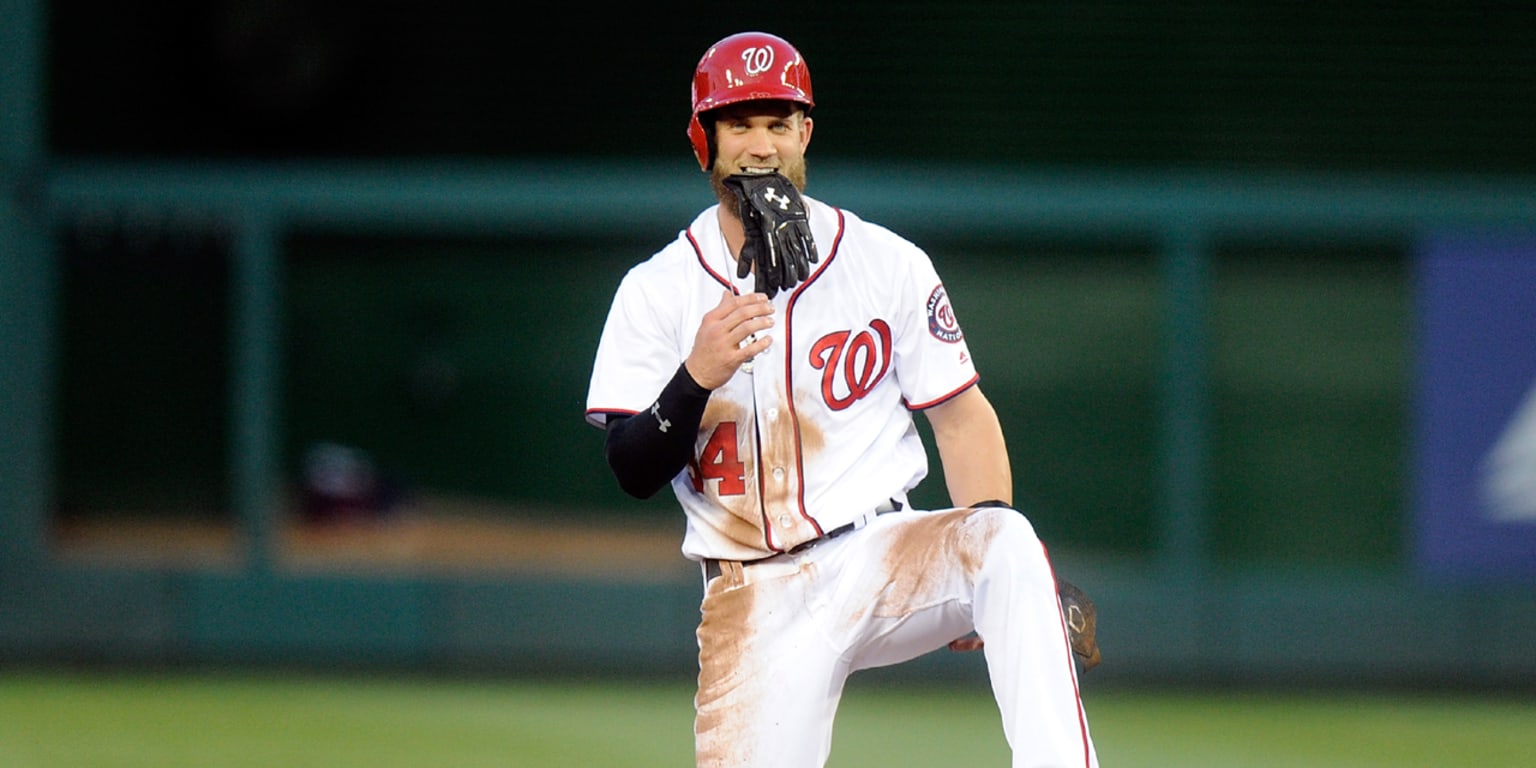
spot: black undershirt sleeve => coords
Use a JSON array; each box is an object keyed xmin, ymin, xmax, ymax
[{"xmin": 604, "ymin": 363, "xmax": 713, "ymax": 499}]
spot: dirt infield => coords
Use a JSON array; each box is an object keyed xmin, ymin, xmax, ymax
[{"xmin": 52, "ymin": 494, "xmax": 693, "ymax": 581}]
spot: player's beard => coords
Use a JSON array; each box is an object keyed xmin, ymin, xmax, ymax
[{"xmin": 711, "ymin": 157, "xmax": 809, "ymax": 212}]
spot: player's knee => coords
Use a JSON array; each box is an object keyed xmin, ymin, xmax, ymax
[
  {"xmin": 959, "ymin": 504, "xmax": 1042, "ymax": 573},
  {"xmin": 963, "ymin": 507, "xmax": 1058, "ymax": 596},
  {"xmin": 966, "ymin": 503, "xmax": 1038, "ymax": 545}
]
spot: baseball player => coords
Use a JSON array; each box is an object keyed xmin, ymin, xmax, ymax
[{"xmin": 585, "ymin": 31, "xmax": 1099, "ymax": 768}]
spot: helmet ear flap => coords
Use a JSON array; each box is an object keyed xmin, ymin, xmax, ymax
[{"xmin": 687, "ymin": 113, "xmax": 711, "ymax": 172}]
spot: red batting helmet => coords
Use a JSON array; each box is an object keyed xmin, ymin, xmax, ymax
[{"xmin": 687, "ymin": 32, "xmax": 814, "ymax": 171}]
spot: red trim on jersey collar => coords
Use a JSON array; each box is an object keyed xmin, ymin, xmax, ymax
[
  {"xmin": 686, "ymin": 206, "xmax": 845, "ymax": 298},
  {"xmin": 686, "ymin": 228, "xmax": 737, "ymax": 293},
  {"xmin": 786, "ymin": 207, "xmax": 843, "ymax": 297}
]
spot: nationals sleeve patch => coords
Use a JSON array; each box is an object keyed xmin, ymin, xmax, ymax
[{"xmin": 926, "ymin": 284, "xmax": 964, "ymax": 343}]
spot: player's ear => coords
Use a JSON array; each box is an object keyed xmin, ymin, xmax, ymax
[{"xmin": 800, "ymin": 115, "xmax": 814, "ymax": 150}]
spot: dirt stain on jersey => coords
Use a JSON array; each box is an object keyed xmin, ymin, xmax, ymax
[
  {"xmin": 757, "ymin": 388, "xmax": 830, "ymax": 548},
  {"xmin": 790, "ymin": 387, "xmax": 827, "ymax": 457},
  {"xmin": 697, "ymin": 388, "xmax": 830, "ymax": 554},
  {"xmin": 700, "ymin": 397, "xmax": 765, "ymax": 550}
]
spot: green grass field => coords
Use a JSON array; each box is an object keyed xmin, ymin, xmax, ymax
[{"xmin": 2, "ymin": 670, "xmax": 1533, "ymax": 767}]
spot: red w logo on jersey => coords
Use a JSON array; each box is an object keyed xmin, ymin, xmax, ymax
[{"xmin": 809, "ymin": 319, "xmax": 893, "ymax": 410}]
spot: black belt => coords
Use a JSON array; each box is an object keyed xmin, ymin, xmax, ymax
[{"xmin": 704, "ymin": 499, "xmax": 902, "ymax": 582}]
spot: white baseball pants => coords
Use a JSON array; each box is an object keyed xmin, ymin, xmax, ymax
[{"xmin": 693, "ymin": 505, "xmax": 1098, "ymax": 767}]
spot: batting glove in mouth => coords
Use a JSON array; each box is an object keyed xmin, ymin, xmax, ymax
[{"xmin": 723, "ymin": 172, "xmax": 819, "ymax": 297}]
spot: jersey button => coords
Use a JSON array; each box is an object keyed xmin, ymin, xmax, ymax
[
  {"xmin": 767, "ymin": 408, "xmax": 779, "ymax": 421},
  {"xmin": 777, "ymin": 515, "xmax": 793, "ymax": 528},
  {"xmin": 772, "ymin": 467, "xmax": 785, "ymax": 481}
]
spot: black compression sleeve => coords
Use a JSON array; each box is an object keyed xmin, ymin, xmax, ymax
[{"xmin": 604, "ymin": 363, "xmax": 712, "ymax": 498}]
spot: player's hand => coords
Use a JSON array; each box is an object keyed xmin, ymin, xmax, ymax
[{"xmin": 685, "ymin": 290, "xmax": 774, "ymax": 390}]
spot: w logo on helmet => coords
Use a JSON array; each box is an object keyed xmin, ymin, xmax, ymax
[{"xmin": 741, "ymin": 45, "xmax": 775, "ymax": 76}]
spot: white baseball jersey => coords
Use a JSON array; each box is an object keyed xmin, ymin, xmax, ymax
[{"xmin": 586, "ymin": 197, "xmax": 980, "ymax": 561}]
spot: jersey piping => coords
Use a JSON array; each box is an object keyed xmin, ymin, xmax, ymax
[{"xmin": 905, "ymin": 373, "xmax": 982, "ymax": 411}]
